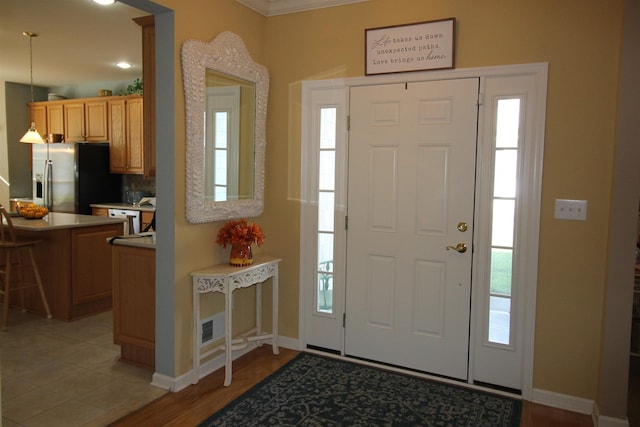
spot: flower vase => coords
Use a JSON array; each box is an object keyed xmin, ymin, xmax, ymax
[{"xmin": 229, "ymin": 243, "xmax": 253, "ymax": 267}]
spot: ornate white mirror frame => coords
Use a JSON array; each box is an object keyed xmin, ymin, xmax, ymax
[{"xmin": 182, "ymin": 32, "xmax": 269, "ymax": 223}]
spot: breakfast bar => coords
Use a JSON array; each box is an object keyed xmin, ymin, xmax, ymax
[{"xmin": 7, "ymin": 212, "xmax": 125, "ymax": 321}]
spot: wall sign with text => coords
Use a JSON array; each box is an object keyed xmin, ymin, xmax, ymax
[{"xmin": 365, "ymin": 18, "xmax": 456, "ymax": 75}]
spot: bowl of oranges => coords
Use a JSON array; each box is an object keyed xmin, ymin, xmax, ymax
[{"xmin": 17, "ymin": 203, "xmax": 49, "ymax": 219}]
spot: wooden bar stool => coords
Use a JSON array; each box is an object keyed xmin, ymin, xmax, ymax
[{"xmin": 0, "ymin": 204, "xmax": 52, "ymax": 331}]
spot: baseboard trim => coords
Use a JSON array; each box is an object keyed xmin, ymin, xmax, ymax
[
  {"xmin": 532, "ymin": 388, "xmax": 594, "ymax": 415},
  {"xmin": 153, "ymin": 336, "xmax": 300, "ymax": 393},
  {"xmin": 150, "ymin": 372, "xmax": 175, "ymax": 391},
  {"xmin": 597, "ymin": 415, "xmax": 630, "ymax": 427},
  {"xmin": 594, "ymin": 404, "xmax": 630, "ymax": 427}
]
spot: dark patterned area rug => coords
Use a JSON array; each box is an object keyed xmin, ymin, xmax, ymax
[{"xmin": 198, "ymin": 352, "xmax": 522, "ymax": 426}]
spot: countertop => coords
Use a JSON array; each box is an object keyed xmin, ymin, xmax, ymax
[
  {"xmin": 108, "ymin": 232, "xmax": 156, "ymax": 249},
  {"xmin": 8, "ymin": 212, "xmax": 126, "ymax": 231},
  {"xmin": 91, "ymin": 202, "xmax": 156, "ymax": 212}
]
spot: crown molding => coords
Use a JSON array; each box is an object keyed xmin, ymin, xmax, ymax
[{"xmin": 236, "ymin": 0, "xmax": 368, "ymax": 17}]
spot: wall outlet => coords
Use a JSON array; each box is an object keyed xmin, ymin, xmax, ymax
[{"xmin": 554, "ymin": 199, "xmax": 588, "ymax": 221}]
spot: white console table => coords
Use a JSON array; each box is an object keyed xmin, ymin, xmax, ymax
[{"xmin": 191, "ymin": 255, "xmax": 281, "ymax": 386}]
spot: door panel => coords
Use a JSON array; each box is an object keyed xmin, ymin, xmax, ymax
[{"xmin": 345, "ymin": 78, "xmax": 479, "ymax": 380}]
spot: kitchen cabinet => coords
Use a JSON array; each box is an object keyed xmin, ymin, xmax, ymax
[
  {"xmin": 47, "ymin": 102, "xmax": 64, "ymax": 135},
  {"xmin": 63, "ymin": 101, "xmax": 85, "ymax": 141},
  {"xmin": 29, "ymin": 97, "xmax": 109, "ymax": 142},
  {"xmin": 141, "ymin": 211, "xmax": 154, "ymax": 231},
  {"xmin": 134, "ymin": 15, "xmax": 156, "ymax": 178},
  {"xmin": 92, "ymin": 207, "xmax": 109, "ymax": 217},
  {"xmin": 29, "ymin": 104, "xmax": 47, "ymax": 138},
  {"xmin": 28, "ymin": 95, "xmax": 150, "ymax": 173},
  {"xmin": 72, "ymin": 225, "xmax": 117, "ymax": 306},
  {"xmin": 84, "ymin": 99, "xmax": 109, "ymax": 141},
  {"xmin": 108, "ymin": 96, "xmax": 144, "ymax": 174},
  {"xmin": 112, "ymin": 242, "xmax": 155, "ymax": 369}
]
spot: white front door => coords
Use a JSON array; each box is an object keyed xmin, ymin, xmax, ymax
[{"xmin": 344, "ymin": 78, "xmax": 479, "ymax": 380}]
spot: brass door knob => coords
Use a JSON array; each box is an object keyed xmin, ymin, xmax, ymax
[{"xmin": 446, "ymin": 243, "xmax": 467, "ymax": 253}]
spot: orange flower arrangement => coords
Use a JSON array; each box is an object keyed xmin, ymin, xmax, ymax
[{"xmin": 216, "ymin": 218, "xmax": 265, "ymax": 248}]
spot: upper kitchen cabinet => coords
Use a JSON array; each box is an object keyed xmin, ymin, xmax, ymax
[
  {"xmin": 108, "ymin": 96, "xmax": 144, "ymax": 174},
  {"xmin": 63, "ymin": 101, "xmax": 85, "ymax": 141},
  {"xmin": 29, "ymin": 103, "xmax": 47, "ymax": 138},
  {"xmin": 47, "ymin": 102, "xmax": 64, "ymax": 135},
  {"xmin": 84, "ymin": 99, "xmax": 109, "ymax": 141},
  {"xmin": 28, "ymin": 93, "xmax": 152, "ymax": 175},
  {"xmin": 29, "ymin": 97, "xmax": 109, "ymax": 142},
  {"xmin": 134, "ymin": 15, "xmax": 156, "ymax": 178}
]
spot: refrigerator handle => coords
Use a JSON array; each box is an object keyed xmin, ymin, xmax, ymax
[{"xmin": 43, "ymin": 159, "xmax": 53, "ymax": 210}]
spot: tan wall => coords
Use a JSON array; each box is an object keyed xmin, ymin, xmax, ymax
[
  {"xmin": 155, "ymin": 0, "xmax": 268, "ymax": 376},
  {"xmin": 159, "ymin": 0, "xmax": 624, "ymax": 403}
]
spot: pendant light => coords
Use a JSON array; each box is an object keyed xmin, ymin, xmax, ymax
[{"xmin": 19, "ymin": 31, "xmax": 45, "ymax": 144}]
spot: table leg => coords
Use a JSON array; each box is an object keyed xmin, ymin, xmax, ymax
[
  {"xmin": 224, "ymin": 286, "xmax": 233, "ymax": 387},
  {"xmin": 256, "ymin": 282, "xmax": 263, "ymax": 338},
  {"xmin": 272, "ymin": 272, "xmax": 279, "ymax": 355},
  {"xmin": 192, "ymin": 285, "xmax": 200, "ymax": 384}
]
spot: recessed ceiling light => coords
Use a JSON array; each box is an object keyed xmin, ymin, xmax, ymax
[
  {"xmin": 116, "ymin": 62, "xmax": 132, "ymax": 69},
  {"xmin": 93, "ymin": 0, "xmax": 115, "ymax": 5}
]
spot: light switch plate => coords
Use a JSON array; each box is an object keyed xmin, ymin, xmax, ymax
[{"xmin": 554, "ymin": 199, "xmax": 588, "ymax": 221}]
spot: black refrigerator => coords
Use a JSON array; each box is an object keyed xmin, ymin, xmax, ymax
[{"xmin": 32, "ymin": 142, "xmax": 122, "ymax": 214}]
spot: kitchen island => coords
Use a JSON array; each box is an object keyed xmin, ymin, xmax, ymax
[{"xmin": 9, "ymin": 212, "xmax": 125, "ymax": 321}]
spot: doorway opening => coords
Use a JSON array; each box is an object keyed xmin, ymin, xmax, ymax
[{"xmin": 300, "ymin": 62, "xmax": 548, "ymax": 399}]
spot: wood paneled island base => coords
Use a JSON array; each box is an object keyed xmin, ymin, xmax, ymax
[{"xmin": 7, "ymin": 212, "xmax": 124, "ymax": 321}]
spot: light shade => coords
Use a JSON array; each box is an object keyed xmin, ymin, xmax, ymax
[{"xmin": 20, "ymin": 123, "xmax": 45, "ymax": 144}]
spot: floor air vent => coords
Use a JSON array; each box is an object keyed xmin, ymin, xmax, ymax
[{"xmin": 200, "ymin": 312, "xmax": 224, "ymax": 347}]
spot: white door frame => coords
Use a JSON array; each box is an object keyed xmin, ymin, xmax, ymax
[{"xmin": 299, "ymin": 62, "xmax": 548, "ymax": 401}]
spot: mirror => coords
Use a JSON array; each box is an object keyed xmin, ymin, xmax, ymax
[{"xmin": 182, "ymin": 32, "xmax": 269, "ymax": 223}]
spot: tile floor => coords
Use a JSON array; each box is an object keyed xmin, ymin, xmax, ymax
[{"xmin": 0, "ymin": 308, "xmax": 167, "ymax": 426}]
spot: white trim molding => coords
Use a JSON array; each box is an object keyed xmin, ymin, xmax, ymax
[
  {"xmin": 236, "ymin": 0, "xmax": 368, "ymax": 16},
  {"xmin": 532, "ymin": 388, "xmax": 594, "ymax": 415},
  {"xmin": 152, "ymin": 336, "xmax": 300, "ymax": 393}
]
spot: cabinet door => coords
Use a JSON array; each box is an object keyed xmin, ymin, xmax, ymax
[
  {"xmin": 126, "ymin": 97, "xmax": 144, "ymax": 174},
  {"xmin": 92, "ymin": 207, "xmax": 109, "ymax": 217},
  {"xmin": 135, "ymin": 15, "xmax": 156, "ymax": 178},
  {"xmin": 47, "ymin": 103, "xmax": 64, "ymax": 135},
  {"xmin": 71, "ymin": 224, "xmax": 122, "ymax": 305},
  {"xmin": 29, "ymin": 104, "xmax": 48, "ymax": 138},
  {"xmin": 85, "ymin": 100, "xmax": 109, "ymax": 141},
  {"xmin": 141, "ymin": 211, "xmax": 155, "ymax": 231},
  {"xmin": 64, "ymin": 102, "xmax": 86, "ymax": 142},
  {"xmin": 112, "ymin": 245, "xmax": 155, "ymax": 368},
  {"xmin": 108, "ymin": 99, "xmax": 127, "ymax": 173},
  {"xmin": 108, "ymin": 97, "xmax": 144, "ymax": 174}
]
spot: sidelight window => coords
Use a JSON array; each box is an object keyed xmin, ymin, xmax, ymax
[
  {"xmin": 487, "ymin": 98, "xmax": 521, "ymax": 345},
  {"xmin": 317, "ymin": 107, "xmax": 337, "ymax": 313}
]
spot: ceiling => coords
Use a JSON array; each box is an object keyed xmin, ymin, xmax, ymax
[
  {"xmin": 0, "ymin": 0, "xmax": 367, "ymax": 88},
  {"xmin": 0, "ymin": 0, "xmax": 146, "ymax": 88}
]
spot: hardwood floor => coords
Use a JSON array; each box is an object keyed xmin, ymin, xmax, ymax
[
  {"xmin": 520, "ymin": 402, "xmax": 593, "ymax": 427},
  {"xmin": 112, "ymin": 346, "xmax": 593, "ymax": 427},
  {"xmin": 110, "ymin": 347, "xmax": 299, "ymax": 426}
]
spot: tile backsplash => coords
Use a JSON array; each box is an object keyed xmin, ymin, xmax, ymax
[{"xmin": 122, "ymin": 174, "xmax": 156, "ymax": 203}]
